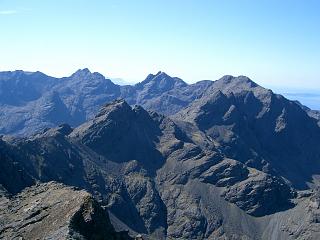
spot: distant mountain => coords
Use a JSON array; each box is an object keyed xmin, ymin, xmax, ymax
[
  {"xmin": 1, "ymin": 96, "xmax": 320, "ymax": 239},
  {"xmin": 0, "ymin": 69, "xmax": 211, "ymax": 135},
  {"xmin": 1, "ymin": 69, "xmax": 317, "ymax": 137},
  {"xmin": 109, "ymin": 77, "xmax": 132, "ymax": 85}
]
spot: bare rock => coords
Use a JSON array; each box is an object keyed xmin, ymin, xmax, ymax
[{"xmin": 0, "ymin": 181, "xmax": 131, "ymax": 240}]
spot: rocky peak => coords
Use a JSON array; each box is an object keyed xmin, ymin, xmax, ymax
[
  {"xmin": 96, "ymin": 99, "xmax": 133, "ymax": 118},
  {"xmin": 218, "ymin": 75, "xmax": 235, "ymax": 83},
  {"xmin": 71, "ymin": 68, "xmax": 92, "ymax": 78},
  {"xmin": 70, "ymin": 99, "xmax": 136, "ymax": 142},
  {"xmin": 210, "ymin": 75, "xmax": 260, "ymax": 96},
  {"xmin": 69, "ymin": 99, "xmax": 166, "ymax": 171},
  {"xmin": 143, "ymin": 71, "xmax": 168, "ymax": 82},
  {"xmin": 138, "ymin": 71, "xmax": 187, "ymax": 90},
  {"xmin": 69, "ymin": 68, "xmax": 118, "ymax": 91},
  {"xmin": 153, "ymin": 71, "xmax": 170, "ymax": 79},
  {"xmin": 219, "ymin": 75, "xmax": 256, "ymax": 85}
]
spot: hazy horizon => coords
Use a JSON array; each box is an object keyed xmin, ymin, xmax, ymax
[{"xmin": 1, "ymin": 0, "xmax": 319, "ymax": 89}]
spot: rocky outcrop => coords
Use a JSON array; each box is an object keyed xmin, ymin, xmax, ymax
[
  {"xmin": 200, "ymin": 159, "xmax": 249, "ymax": 187},
  {"xmin": 221, "ymin": 169, "xmax": 295, "ymax": 216},
  {"xmin": 0, "ymin": 181, "xmax": 131, "ymax": 240}
]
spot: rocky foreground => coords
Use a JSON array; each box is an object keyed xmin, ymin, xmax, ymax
[{"xmin": 0, "ymin": 182, "xmax": 131, "ymax": 239}]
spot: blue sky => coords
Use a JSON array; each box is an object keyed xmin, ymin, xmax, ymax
[{"xmin": 0, "ymin": 0, "xmax": 319, "ymax": 90}]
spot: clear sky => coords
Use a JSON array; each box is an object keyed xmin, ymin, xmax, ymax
[{"xmin": 0, "ymin": 0, "xmax": 319, "ymax": 89}]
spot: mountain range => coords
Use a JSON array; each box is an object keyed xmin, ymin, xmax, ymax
[
  {"xmin": 1, "ymin": 69, "xmax": 320, "ymax": 239},
  {"xmin": 0, "ymin": 69, "xmax": 213, "ymax": 136}
]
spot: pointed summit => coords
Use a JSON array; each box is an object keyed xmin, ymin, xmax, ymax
[
  {"xmin": 96, "ymin": 98, "xmax": 132, "ymax": 118},
  {"xmin": 71, "ymin": 68, "xmax": 92, "ymax": 78},
  {"xmin": 69, "ymin": 99, "xmax": 165, "ymax": 170},
  {"xmin": 142, "ymin": 71, "xmax": 170, "ymax": 84},
  {"xmin": 138, "ymin": 71, "xmax": 187, "ymax": 91},
  {"xmin": 70, "ymin": 99, "xmax": 134, "ymax": 140},
  {"xmin": 215, "ymin": 75, "xmax": 259, "ymax": 90},
  {"xmin": 154, "ymin": 71, "xmax": 169, "ymax": 78},
  {"xmin": 79, "ymin": 68, "xmax": 91, "ymax": 73}
]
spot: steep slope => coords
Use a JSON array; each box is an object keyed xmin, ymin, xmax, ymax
[
  {"xmin": 0, "ymin": 70, "xmax": 212, "ymax": 136},
  {"xmin": 0, "ymin": 137, "xmax": 35, "ymax": 194},
  {"xmin": 174, "ymin": 75, "xmax": 320, "ymax": 190},
  {"xmin": 295, "ymin": 100, "xmax": 320, "ymax": 126},
  {"xmin": 0, "ymin": 181, "xmax": 131, "ymax": 239}
]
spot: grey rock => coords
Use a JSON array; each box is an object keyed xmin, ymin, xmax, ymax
[
  {"xmin": 200, "ymin": 159, "xmax": 249, "ymax": 187},
  {"xmin": 0, "ymin": 181, "xmax": 132, "ymax": 240},
  {"xmin": 221, "ymin": 169, "xmax": 294, "ymax": 216}
]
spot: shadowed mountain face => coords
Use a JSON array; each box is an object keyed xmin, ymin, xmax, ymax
[
  {"xmin": 1, "ymin": 71, "xmax": 320, "ymax": 239},
  {"xmin": 295, "ymin": 100, "xmax": 320, "ymax": 126},
  {"xmin": 70, "ymin": 99, "xmax": 167, "ymax": 172}
]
